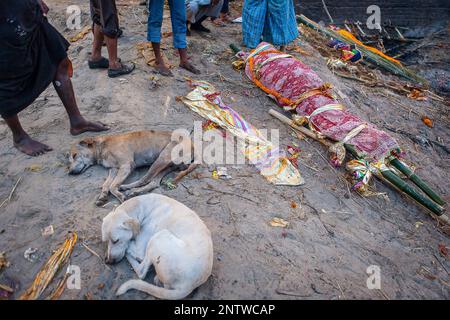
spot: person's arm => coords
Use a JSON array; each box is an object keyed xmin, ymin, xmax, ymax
[{"xmin": 37, "ymin": 0, "xmax": 49, "ymax": 16}]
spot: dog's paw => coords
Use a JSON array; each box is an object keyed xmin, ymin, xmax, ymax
[
  {"xmin": 116, "ymin": 283, "xmax": 129, "ymax": 296},
  {"xmin": 95, "ymin": 195, "xmax": 108, "ymax": 207},
  {"xmin": 119, "ymin": 184, "xmax": 131, "ymax": 191},
  {"xmin": 136, "ymin": 267, "xmax": 147, "ymax": 280},
  {"xmin": 123, "ymin": 190, "xmax": 136, "ymax": 200},
  {"xmin": 154, "ymin": 275, "xmax": 162, "ymax": 287},
  {"xmin": 112, "ymin": 191, "xmax": 126, "ymax": 203}
]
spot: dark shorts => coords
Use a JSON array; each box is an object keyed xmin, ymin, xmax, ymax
[
  {"xmin": 0, "ymin": 1, "xmax": 69, "ymax": 119},
  {"xmin": 90, "ymin": 0, "xmax": 120, "ymax": 38}
]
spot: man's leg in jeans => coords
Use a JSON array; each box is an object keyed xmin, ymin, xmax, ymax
[
  {"xmin": 170, "ymin": 0, "xmax": 200, "ymax": 74},
  {"xmin": 148, "ymin": 0, "xmax": 173, "ymax": 76}
]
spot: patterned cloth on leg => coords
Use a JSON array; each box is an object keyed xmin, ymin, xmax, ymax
[
  {"xmin": 148, "ymin": 0, "xmax": 187, "ymax": 48},
  {"xmin": 242, "ymin": 0, "xmax": 298, "ymax": 48}
]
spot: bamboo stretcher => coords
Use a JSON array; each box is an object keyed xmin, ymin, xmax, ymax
[
  {"xmin": 229, "ymin": 43, "xmax": 446, "ymax": 223},
  {"xmin": 269, "ymin": 109, "xmax": 448, "ymax": 225}
]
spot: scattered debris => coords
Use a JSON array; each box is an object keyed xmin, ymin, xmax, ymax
[
  {"xmin": 41, "ymin": 225, "xmax": 54, "ymax": 237},
  {"xmin": 232, "ymin": 17, "xmax": 242, "ymax": 23},
  {"xmin": 216, "ymin": 167, "xmax": 232, "ymax": 180},
  {"xmin": 0, "ymin": 252, "xmax": 10, "ymax": 270},
  {"xmin": 148, "ymin": 75, "xmax": 160, "ymax": 89},
  {"xmin": 25, "ymin": 164, "xmax": 42, "ymax": 172},
  {"xmin": 81, "ymin": 242, "xmax": 112, "ymax": 271},
  {"xmin": 69, "ymin": 25, "xmax": 92, "ymax": 43},
  {"xmin": 24, "ymin": 248, "xmax": 38, "ymax": 263},
  {"xmin": 269, "ymin": 217, "xmax": 290, "ymax": 228},
  {"xmin": 20, "ymin": 232, "xmax": 77, "ymax": 300},
  {"xmin": 162, "ymin": 178, "xmax": 177, "ymax": 190},
  {"xmin": 136, "ymin": 42, "xmax": 173, "ymax": 68},
  {"xmin": 421, "ymin": 116, "xmax": 434, "ymax": 128},
  {"xmin": 0, "ymin": 176, "xmax": 22, "ymax": 209},
  {"xmin": 438, "ymin": 243, "xmax": 448, "ymax": 257},
  {"xmin": 287, "ymin": 146, "xmax": 301, "ymax": 168},
  {"xmin": 0, "ymin": 283, "xmax": 14, "ymax": 300}
]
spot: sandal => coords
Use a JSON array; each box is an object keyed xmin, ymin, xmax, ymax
[
  {"xmin": 88, "ymin": 57, "xmax": 109, "ymax": 69},
  {"xmin": 108, "ymin": 62, "xmax": 135, "ymax": 78}
]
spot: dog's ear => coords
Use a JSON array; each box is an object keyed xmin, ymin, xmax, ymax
[
  {"xmin": 79, "ymin": 137, "xmax": 95, "ymax": 148},
  {"xmin": 123, "ymin": 218, "xmax": 140, "ymax": 238}
]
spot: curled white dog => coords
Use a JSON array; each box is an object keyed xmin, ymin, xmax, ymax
[{"xmin": 102, "ymin": 193, "xmax": 213, "ymax": 299}]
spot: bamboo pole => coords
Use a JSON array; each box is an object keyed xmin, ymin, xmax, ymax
[
  {"xmin": 230, "ymin": 44, "xmax": 241, "ymax": 54},
  {"xmin": 269, "ymin": 109, "xmax": 446, "ymax": 217},
  {"xmin": 379, "ymin": 169, "xmax": 444, "ymax": 216},
  {"xmin": 389, "ymin": 158, "xmax": 446, "ymax": 206}
]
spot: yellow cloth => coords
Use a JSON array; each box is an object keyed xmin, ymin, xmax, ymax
[{"xmin": 181, "ymin": 81, "xmax": 305, "ymax": 186}]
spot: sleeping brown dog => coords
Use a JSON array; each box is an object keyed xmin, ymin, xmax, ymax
[{"xmin": 68, "ymin": 130, "xmax": 197, "ymax": 206}]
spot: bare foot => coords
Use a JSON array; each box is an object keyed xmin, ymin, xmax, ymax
[
  {"xmin": 70, "ymin": 119, "xmax": 110, "ymax": 136},
  {"xmin": 154, "ymin": 63, "xmax": 173, "ymax": 77},
  {"xmin": 14, "ymin": 134, "xmax": 53, "ymax": 156},
  {"xmin": 180, "ymin": 61, "xmax": 200, "ymax": 74}
]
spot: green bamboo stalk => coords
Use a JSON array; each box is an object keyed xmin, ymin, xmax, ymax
[
  {"xmin": 230, "ymin": 44, "xmax": 241, "ymax": 54},
  {"xmin": 345, "ymin": 145, "xmax": 444, "ymax": 215},
  {"xmin": 296, "ymin": 14, "xmax": 428, "ymax": 85},
  {"xmin": 389, "ymin": 158, "xmax": 446, "ymax": 206},
  {"xmin": 379, "ymin": 169, "xmax": 444, "ymax": 216}
]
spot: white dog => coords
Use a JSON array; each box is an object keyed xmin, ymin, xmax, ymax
[{"xmin": 102, "ymin": 194, "xmax": 213, "ymax": 300}]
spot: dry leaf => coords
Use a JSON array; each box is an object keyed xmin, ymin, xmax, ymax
[
  {"xmin": 407, "ymin": 89, "xmax": 428, "ymax": 101},
  {"xmin": 421, "ymin": 116, "xmax": 433, "ymax": 128},
  {"xmin": 26, "ymin": 164, "xmax": 42, "ymax": 172},
  {"xmin": 0, "ymin": 252, "xmax": 10, "ymax": 270},
  {"xmin": 136, "ymin": 42, "xmax": 173, "ymax": 68},
  {"xmin": 42, "ymin": 225, "xmax": 54, "ymax": 237},
  {"xmin": 69, "ymin": 26, "xmax": 92, "ymax": 43},
  {"xmin": 269, "ymin": 217, "xmax": 289, "ymax": 228},
  {"xmin": 438, "ymin": 243, "xmax": 448, "ymax": 257}
]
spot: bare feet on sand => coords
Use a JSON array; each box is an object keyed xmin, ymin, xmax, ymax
[
  {"xmin": 154, "ymin": 62, "xmax": 173, "ymax": 77},
  {"xmin": 70, "ymin": 119, "xmax": 110, "ymax": 136},
  {"xmin": 14, "ymin": 134, "xmax": 53, "ymax": 156},
  {"xmin": 12, "ymin": 119, "xmax": 108, "ymax": 156},
  {"xmin": 180, "ymin": 61, "xmax": 200, "ymax": 74}
]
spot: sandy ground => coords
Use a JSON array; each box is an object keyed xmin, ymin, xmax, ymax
[{"xmin": 0, "ymin": 0, "xmax": 449, "ymax": 300}]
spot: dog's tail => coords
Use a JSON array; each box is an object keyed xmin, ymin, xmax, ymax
[{"xmin": 116, "ymin": 279, "xmax": 192, "ymax": 300}]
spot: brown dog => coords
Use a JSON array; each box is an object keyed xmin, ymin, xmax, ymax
[{"xmin": 68, "ymin": 130, "xmax": 197, "ymax": 206}]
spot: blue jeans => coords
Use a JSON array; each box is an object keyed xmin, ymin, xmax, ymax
[{"xmin": 148, "ymin": 0, "xmax": 187, "ymax": 49}]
